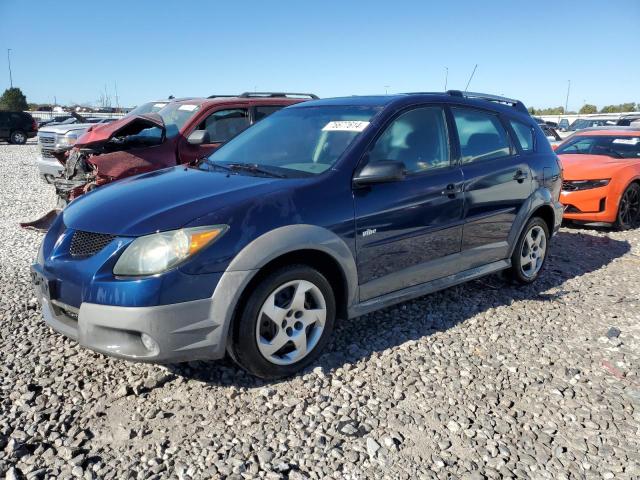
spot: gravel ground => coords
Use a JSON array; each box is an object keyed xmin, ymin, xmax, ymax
[{"xmin": 1, "ymin": 142, "xmax": 639, "ymax": 480}]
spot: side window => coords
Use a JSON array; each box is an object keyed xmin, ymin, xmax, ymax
[
  {"xmin": 254, "ymin": 105, "xmax": 284, "ymax": 122},
  {"xmin": 510, "ymin": 119, "xmax": 535, "ymax": 153},
  {"xmin": 452, "ymin": 108, "xmax": 511, "ymax": 164},
  {"xmin": 368, "ymin": 106, "xmax": 450, "ymax": 174},
  {"xmin": 196, "ymin": 109, "xmax": 249, "ymax": 143}
]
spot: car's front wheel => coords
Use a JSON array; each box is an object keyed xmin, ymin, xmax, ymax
[
  {"xmin": 10, "ymin": 130, "xmax": 27, "ymax": 145},
  {"xmin": 507, "ymin": 217, "xmax": 549, "ymax": 284},
  {"xmin": 615, "ymin": 183, "xmax": 640, "ymax": 230},
  {"xmin": 230, "ymin": 265, "xmax": 336, "ymax": 379}
]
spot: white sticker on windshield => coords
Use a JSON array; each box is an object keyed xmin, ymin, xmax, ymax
[
  {"xmin": 612, "ymin": 138, "xmax": 640, "ymax": 145},
  {"xmin": 153, "ymin": 103, "xmax": 166, "ymax": 108},
  {"xmin": 322, "ymin": 121, "xmax": 370, "ymax": 132},
  {"xmin": 178, "ymin": 104, "xmax": 198, "ymax": 111}
]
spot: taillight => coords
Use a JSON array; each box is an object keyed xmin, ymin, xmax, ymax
[{"xmin": 32, "ymin": 118, "xmax": 38, "ymax": 131}]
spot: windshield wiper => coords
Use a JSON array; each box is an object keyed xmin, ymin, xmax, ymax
[
  {"xmin": 199, "ymin": 159, "xmax": 234, "ymax": 173},
  {"xmin": 227, "ymin": 163, "xmax": 286, "ymax": 178}
]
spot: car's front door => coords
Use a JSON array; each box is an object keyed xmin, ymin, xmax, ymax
[
  {"xmin": 353, "ymin": 105, "xmax": 465, "ymax": 301},
  {"xmin": 451, "ymin": 107, "xmax": 533, "ymax": 265},
  {"xmin": 178, "ymin": 107, "xmax": 250, "ymax": 164}
]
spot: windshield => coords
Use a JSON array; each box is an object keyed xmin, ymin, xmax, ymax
[
  {"xmin": 127, "ymin": 101, "xmax": 168, "ymax": 116},
  {"xmin": 203, "ymin": 105, "xmax": 381, "ymax": 177},
  {"xmin": 131, "ymin": 102, "xmax": 201, "ymax": 141},
  {"xmin": 556, "ymin": 135, "xmax": 640, "ymax": 159}
]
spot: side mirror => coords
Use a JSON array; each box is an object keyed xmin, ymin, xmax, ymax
[
  {"xmin": 187, "ymin": 130, "xmax": 210, "ymax": 145},
  {"xmin": 353, "ymin": 160, "xmax": 406, "ymax": 186}
]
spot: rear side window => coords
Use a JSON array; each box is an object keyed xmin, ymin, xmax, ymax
[
  {"xmin": 254, "ymin": 105, "xmax": 284, "ymax": 122},
  {"xmin": 452, "ymin": 108, "xmax": 511, "ymax": 164},
  {"xmin": 368, "ymin": 106, "xmax": 450, "ymax": 174},
  {"xmin": 509, "ymin": 119, "xmax": 535, "ymax": 153}
]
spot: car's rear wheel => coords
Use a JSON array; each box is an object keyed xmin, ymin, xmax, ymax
[
  {"xmin": 10, "ymin": 130, "xmax": 27, "ymax": 145},
  {"xmin": 507, "ymin": 217, "xmax": 549, "ymax": 285},
  {"xmin": 230, "ymin": 265, "xmax": 335, "ymax": 379},
  {"xmin": 615, "ymin": 183, "xmax": 640, "ymax": 230}
]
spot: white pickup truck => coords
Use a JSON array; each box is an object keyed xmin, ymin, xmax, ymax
[{"xmin": 36, "ymin": 118, "xmax": 114, "ymax": 183}]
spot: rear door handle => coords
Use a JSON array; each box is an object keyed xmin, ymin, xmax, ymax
[{"xmin": 514, "ymin": 169, "xmax": 529, "ymax": 182}]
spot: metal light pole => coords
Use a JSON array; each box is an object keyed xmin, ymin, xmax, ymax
[
  {"xmin": 444, "ymin": 67, "xmax": 448, "ymax": 91},
  {"xmin": 7, "ymin": 49, "xmax": 13, "ymax": 88},
  {"xmin": 564, "ymin": 80, "xmax": 571, "ymax": 113},
  {"xmin": 384, "ymin": 85, "xmax": 390, "ymax": 94}
]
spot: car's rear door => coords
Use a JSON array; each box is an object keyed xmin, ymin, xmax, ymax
[
  {"xmin": 451, "ymin": 107, "xmax": 533, "ymax": 266},
  {"xmin": 353, "ymin": 105, "xmax": 465, "ymax": 301}
]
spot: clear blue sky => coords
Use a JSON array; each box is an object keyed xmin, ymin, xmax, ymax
[{"xmin": 1, "ymin": 0, "xmax": 638, "ymax": 111}]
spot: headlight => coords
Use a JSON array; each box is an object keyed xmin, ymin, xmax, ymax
[
  {"xmin": 58, "ymin": 134, "xmax": 79, "ymax": 146},
  {"xmin": 563, "ymin": 179, "xmax": 610, "ymax": 191},
  {"xmin": 113, "ymin": 225, "xmax": 228, "ymax": 276}
]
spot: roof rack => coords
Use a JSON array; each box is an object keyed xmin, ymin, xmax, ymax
[
  {"xmin": 207, "ymin": 94, "xmax": 239, "ymax": 99},
  {"xmin": 447, "ymin": 90, "xmax": 528, "ymax": 114},
  {"xmin": 239, "ymin": 92, "xmax": 319, "ymax": 99}
]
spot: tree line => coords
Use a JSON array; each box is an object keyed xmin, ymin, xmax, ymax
[{"xmin": 529, "ymin": 102, "xmax": 638, "ymax": 116}]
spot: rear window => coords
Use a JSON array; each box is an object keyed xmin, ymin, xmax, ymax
[
  {"xmin": 452, "ymin": 108, "xmax": 511, "ymax": 163},
  {"xmin": 510, "ymin": 119, "xmax": 535, "ymax": 153}
]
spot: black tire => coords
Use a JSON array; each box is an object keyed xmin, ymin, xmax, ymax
[
  {"xmin": 230, "ymin": 264, "xmax": 336, "ymax": 379},
  {"xmin": 507, "ymin": 217, "xmax": 550, "ymax": 285},
  {"xmin": 615, "ymin": 183, "xmax": 640, "ymax": 230},
  {"xmin": 10, "ymin": 130, "xmax": 27, "ymax": 145}
]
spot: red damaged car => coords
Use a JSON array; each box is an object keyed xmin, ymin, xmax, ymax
[{"xmin": 25, "ymin": 92, "xmax": 317, "ymax": 229}]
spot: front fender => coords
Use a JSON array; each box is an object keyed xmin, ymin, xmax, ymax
[{"xmin": 226, "ymin": 224, "xmax": 358, "ymax": 307}]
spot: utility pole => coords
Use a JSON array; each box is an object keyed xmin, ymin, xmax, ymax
[
  {"xmin": 7, "ymin": 49, "xmax": 13, "ymax": 88},
  {"xmin": 444, "ymin": 67, "xmax": 448, "ymax": 91},
  {"xmin": 564, "ymin": 80, "xmax": 571, "ymax": 113},
  {"xmin": 465, "ymin": 64, "xmax": 477, "ymax": 92},
  {"xmin": 384, "ymin": 85, "xmax": 390, "ymax": 94},
  {"xmin": 114, "ymin": 82, "xmax": 120, "ymax": 110}
]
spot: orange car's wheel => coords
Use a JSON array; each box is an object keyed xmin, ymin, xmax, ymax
[{"xmin": 615, "ymin": 183, "xmax": 640, "ymax": 230}]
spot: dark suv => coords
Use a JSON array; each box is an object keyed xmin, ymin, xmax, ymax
[
  {"xmin": 0, "ymin": 111, "xmax": 38, "ymax": 144},
  {"xmin": 32, "ymin": 91, "xmax": 563, "ymax": 379}
]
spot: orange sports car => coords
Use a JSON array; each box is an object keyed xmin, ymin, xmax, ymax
[{"xmin": 557, "ymin": 127, "xmax": 640, "ymax": 229}]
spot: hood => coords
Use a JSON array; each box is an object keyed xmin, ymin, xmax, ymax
[
  {"xmin": 62, "ymin": 166, "xmax": 287, "ymax": 236},
  {"xmin": 38, "ymin": 123, "xmax": 96, "ymax": 135},
  {"xmin": 74, "ymin": 113, "xmax": 165, "ymax": 148},
  {"xmin": 558, "ymin": 153, "xmax": 639, "ymax": 180}
]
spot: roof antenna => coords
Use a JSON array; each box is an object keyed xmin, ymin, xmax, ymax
[{"xmin": 464, "ymin": 64, "xmax": 478, "ymax": 92}]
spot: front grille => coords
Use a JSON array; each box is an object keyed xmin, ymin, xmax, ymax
[
  {"xmin": 69, "ymin": 231, "xmax": 115, "ymax": 257},
  {"xmin": 41, "ymin": 148, "xmax": 55, "ymax": 158},
  {"xmin": 39, "ymin": 136, "xmax": 55, "ymax": 144},
  {"xmin": 562, "ymin": 181, "xmax": 577, "ymax": 191}
]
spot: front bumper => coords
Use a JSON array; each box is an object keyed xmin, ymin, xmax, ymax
[
  {"xmin": 32, "ymin": 260, "xmax": 255, "ymax": 363},
  {"xmin": 35, "ymin": 291, "xmax": 223, "ymax": 363},
  {"xmin": 560, "ymin": 186, "xmax": 616, "ymax": 223},
  {"xmin": 37, "ymin": 154, "xmax": 64, "ymax": 182}
]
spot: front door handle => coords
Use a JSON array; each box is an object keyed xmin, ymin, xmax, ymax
[
  {"xmin": 514, "ymin": 169, "xmax": 529, "ymax": 183},
  {"xmin": 442, "ymin": 183, "xmax": 463, "ymax": 198}
]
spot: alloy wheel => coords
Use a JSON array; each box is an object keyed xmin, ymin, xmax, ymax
[
  {"xmin": 618, "ymin": 185, "xmax": 640, "ymax": 228},
  {"xmin": 12, "ymin": 132, "xmax": 26, "ymax": 144},
  {"xmin": 255, "ymin": 279, "xmax": 327, "ymax": 365},
  {"xmin": 520, "ymin": 225, "xmax": 547, "ymax": 279}
]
